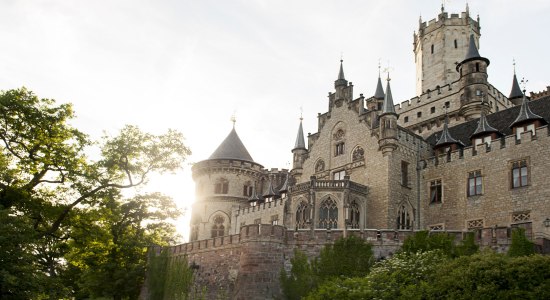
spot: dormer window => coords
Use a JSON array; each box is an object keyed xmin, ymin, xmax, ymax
[
  {"xmin": 474, "ymin": 136, "xmax": 492, "ymax": 149},
  {"xmin": 515, "ymin": 124, "xmax": 535, "ymax": 140}
]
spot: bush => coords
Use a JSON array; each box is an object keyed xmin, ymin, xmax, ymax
[
  {"xmin": 508, "ymin": 227, "xmax": 535, "ymax": 257},
  {"xmin": 314, "ymin": 235, "xmax": 374, "ymax": 280}
]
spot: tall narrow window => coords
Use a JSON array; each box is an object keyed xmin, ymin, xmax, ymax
[
  {"xmin": 335, "ymin": 142, "xmax": 345, "ymax": 156},
  {"xmin": 476, "ymin": 63, "xmax": 480, "ymax": 72},
  {"xmin": 243, "ymin": 182, "xmax": 253, "ymax": 197},
  {"xmin": 211, "ymin": 215, "xmax": 225, "ymax": 238},
  {"xmin": 430, "ymin": 179, "xmax": 442, "ymax": 204},
  {"xmin": 430, "ymin": 107, "xmax": 436, "ymax": 114},
  {"xmin": 397, "ymin": 205, "xmax": 412, "ymax": 229},
  {"xmin": 318, "ymin": 198, "xmax": 338, "ymax": 229},
  {"xmin": 512, "ymin": 160, "xmax": 528, "ymax": 188},
  {"xmin": 296, "ymin": 202, "xmax": 309, "ymax": 229},
  {"xmin": 468, "ymin": 170, "xmax": 482, "ymax": 196},
  {"xmin": 417, "ymin": 111, "xmax": 422, "ymax": 118},
  {"xmin": 348, "ymin": 201, "xmax": 360, "ymax": 229},
  {"xmin": 215, "ymin": 178, "xmax": 229, "ymax": 194},
  {"xmin": 401, "ymin": 161, "xmax": 409, "ymax": 187},
  {"xmin": 431, "ymin": 44, "xmax": 434, "ymax": 54},
  {"xmin": 454, "ymin": 39, "xmax": 458, "ymax": 48}
]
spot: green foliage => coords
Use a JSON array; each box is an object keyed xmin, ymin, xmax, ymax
[
  {"xmin": 281, "ymin": 236, "xmax": 374, "ymax": 300},
  {"xmin": 280, "ymin": 249, "xmax": 317, "ymax": 300},
  {"xmin": 420, "ymin": 251, "xmax": 550, "ymax": 299},
  {"xmin": 508, "ymin": 227, "xmax": 535, "ymax": 257},
  {"xmin": 147, "ymin": 249, "xmax": 194, "ymax": 300},
  {"xmin": 401, "ymin": 230, "xmax": 455, "ymax": 256},
  {"xmin": 314, "ymin": 235, "xmax": 374, "ymax": 280},
  {"xmin": 306, "ymin": 250, "xmax": 447, "ymax": 300},
  {"xmin": 455, "ymin": 232, "xmax": 479, "ymax": 256},
  {"xmin": 0, "ymin": 88, "xmax": 190, "ymax": 298}
]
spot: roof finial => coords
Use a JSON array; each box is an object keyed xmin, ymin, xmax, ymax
[
  {"xmin": 299, "ymin": 106, "xmax": 303, "ymax": 121},
  {"xmin": 466, "ymin": 2, "xmax": 470, "ymax": 14},
  {"xmin": 383, "ymin": 60, "xmax": 393, "ymax": 82},
  {"xmin": 378, "ymin": 58, "xmax": 381, "ymax": 77},
  {"xmin": 513, "ymin": 58, "xmax": 516, "ymax": 74},
  {"xmin": 441, "ymin": 0, "xmax": 446, "ymax": 12},
  {"xmin": 231, "ymin": 112, "xmax": 236, "ymax": 128}
]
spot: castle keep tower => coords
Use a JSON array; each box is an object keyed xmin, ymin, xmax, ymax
[
  {"xmin": 190, "ymin": 127, "xmax": 264, "ymax": 241},
  {"xmin": 414, "ymin": 5, "xmax": 480, "ymax": 95}
]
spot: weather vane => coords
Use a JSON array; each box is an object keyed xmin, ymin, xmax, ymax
[
  {"xmin": 520, "ymin": 77, "xmax": 529, "ymax": 93},
  {"xmin": 299, "ymin": 107, "xmax": 303, "ymax": 121},
  {"xmin": 231, "ymin": 112, "xmax": 236, "ymax": 128},
  {"xmin": 378, "ymin": 58, "xmax": 382, "ymax": 77},
  {"xmin": 512, "ymin": 58, "xmax": 516, "ymax": 74},
  {"xmin": 383, "ymin": 60, "xmax": 393, "ymax": 81}
]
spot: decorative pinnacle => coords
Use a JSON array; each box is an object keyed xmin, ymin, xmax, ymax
[
  {"xmin": 299, "ymin": 107, "xmax": 303, "ymax": 121},
  {"xmin": 383, "ymin": 61, "xmax": 393, "ymax": 81},
  {"xmin": 378, "ymin": 58, "xmax": 381, "ymax": 77},
  {"xmin": 513, "ymin": 58, "xmax": 516, "ymax": 74}
]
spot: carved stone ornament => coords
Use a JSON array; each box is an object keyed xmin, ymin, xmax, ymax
[
  {"xmin": 352, "ymin": 146, "xmax": 365, "ymax": 161},
  {"xmin": 333, "ymin": 129, "xmax": 345, "ymax": 141},
  {"xmin": 315, "ymin": 160, "xmax": 325, "ymax": 172}
]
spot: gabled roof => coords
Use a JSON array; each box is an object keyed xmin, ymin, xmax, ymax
[
  {"xmin": 470, "ymin": 112, "xmax": 500, "ymax": 139},
  {"xmin": 209, "ymin": 128, "xmax": 254, "ymax": 162},
  {"xmin": 427, "ymin": 95, "xmax": 550, "ymax": 147},
  {"xmin": 510, "ymin": 95, "xmax": 546, "ymax": 128}
]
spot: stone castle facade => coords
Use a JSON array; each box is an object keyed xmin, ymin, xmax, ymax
[{"xmin": 155, "ymin": 6, "xmax": 550, "ymax": 300}]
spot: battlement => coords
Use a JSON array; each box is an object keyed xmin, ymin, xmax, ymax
[
  {"xmin": 235, "ymin": 198, "xmax": 284, "ymax": 216},
  {"xmin": 531, "ymin": 86, "xmax": 550, "ymax": 100},
  {"xmin": 422, "ymin": 125, "xmax": 550, "ymax": 168},
  {"xmin": 418, "ymin": 11, "xmax": 478, "ymax": 35}
]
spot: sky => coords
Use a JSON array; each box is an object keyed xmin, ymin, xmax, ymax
[{"xmin": 1, "ymin": 0, "xmax": 549, "ymax": 241}]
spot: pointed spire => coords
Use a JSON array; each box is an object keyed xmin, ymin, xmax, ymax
[
  {"xmin": 470, "ymin": 112, "xmax": 499, "ymax": 139},
  {"xmin": 293, "ymin": 116, "xmax": 306, "ymax": 150},
  {"xmin": 509, "ymin": 62, "xmax": 523, "ymax": 99},
  {"xmin": 338, "ymin": 59, "xmax": 345, "ymax": 80},
  {"xmin": 464, "ymin": 34, "xmax": 481, "ymax": 61},
  {"xmin": 209, "ymin": 127, "xmax": 254, "ymax": 162},
  {"xmin": 380, "ymin": 73, "xmax": 397, "ymax": 116},
  {"xmin": 510, "ymin": 94, "xmax": 545, "ymax": 128},
  {"xmin": 436, "ymin": 116, "xmax": 462, "ymax": 147},
  {"xmin": 374, "ymin": 63, "xmax": 385, "ymax": 100}
]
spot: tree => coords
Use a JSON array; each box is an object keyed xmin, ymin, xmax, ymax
[
  {"xmin": 280, "ymin": 249, "xmax": 317, "ymax": 300},
  {"xmin": 147, "ymin": 248, "xmax": 194, "ymax": 300},
  {"xmin": 508, "ymin": 227, "xmax": 535, "ymax": 257},
  {"xmin": 314, "ymin": 235, "xmax": 374, "ymax": 280},
  {"xmin": 0, "ymin": 88, "xmax": 191, "ymax": 298}
]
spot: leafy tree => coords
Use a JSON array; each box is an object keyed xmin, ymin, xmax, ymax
[
  {"xmin": 508, "ymin": 227, "xmax": 535, "ymax": 257},
  {"xmin": 401, "ymin": 230, "xmax": 455, "ymax": 256},
  {"xmin": 280, "ymin": 249, "xmax": 317, "ymax": 300},
  {"xmin": 305, "ymin": 250, "xmax": 447, "ymax": 300},
  {"xmin": 147, "ymin": 248, "xmax": 194, "ymax": 300},
  {"xmin": 0, "ymin": 88, "xmax": 191, "ymax": 298},
  {"xmin": 314, "ymin": 235, "xmax": 374, "ymax": 280}
]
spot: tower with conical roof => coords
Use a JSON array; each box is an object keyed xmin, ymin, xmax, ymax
[
  {"xmin": 190, "ymin": 125, "xmax": 264, "ymax": 241},
  {"xmin": 378, "ymin": 74, "xmax": 399, "ymax": 155},
  {"xmin": 329, "ymin": 60, "xmax": 354, "ymax": 112},
  {"xmin": 414, "ymin": 4, "xmax": 480, "ymax": 96},
  {"xmin": 291, "ymin": 115, "xmax": 307, "ymax": 182},
  {"xmin": 457, "ymin": 33, "xmax": 491, "ymax": 120},
  {"xmin": 508, "ymin": 66, "xmax": 524, "ymax": 106}
]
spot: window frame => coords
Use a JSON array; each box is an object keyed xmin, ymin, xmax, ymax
[
  {"xmin": 429, "ymin": 179, "xmax": 443, "ymax": 204},
  {"xmin": 335, "ymin": 142, "xmax": 345, "ymax": 156},
  {"xmin": 401, "ymin": 161, "xmax": 409, "ymax": 187},
  {"xmin": 511, "ymin": 159, "xmax": 529, "ymax": 189},
  {"xmin": 467, "ymin": 170, "xmax": 483, "ymax": 196}
]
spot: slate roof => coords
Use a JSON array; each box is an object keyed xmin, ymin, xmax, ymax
[
  {"xmin": 509, "ymin": 73, "xmax": 523, "ymax": 99},
  {"xmin": 470, "ymin": 112, "xmax": 499, "ymax": 139},
  {"xmin": 380, "ymin": 79, "xmax": 397, "ymax": 116},
  {"xmin": 209, "ymin": 128, "xmax": 254, "ymax": 162},
  {"xmin": 510, "ymin": 96, "xmax": 546, "ymax": 128},
  {"xmin": 427, "ymin": 95, "xmax": 550, "ymax": 147},
  {"xmin": 294, "ymin": 119, "xmax": 306, "ymax": 150},
  {"xmin": 374, "ymin": 76, "xmax": 385, "ymax": 100},
  {"xmin": 456, "ymin": 34, "xmax": 490, "ymax": 71},
  {"xmin": 435, "ymin": 117, "xmax": 463, "ymax": 147}
]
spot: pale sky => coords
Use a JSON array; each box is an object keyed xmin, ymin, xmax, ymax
[{"xmin": 2, "ymin": 0, "xmax": 549, "ymax": 241}]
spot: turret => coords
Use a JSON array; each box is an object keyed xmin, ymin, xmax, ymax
[
  {"xmin": 378, "ymin": 75, "xmax": 399, "ymax": 155},
  {"xmin": 508, "ymin": 72, "xmax": 524, "ymax": 106},
  {"xmin": 291, "ymin": 117, "xmax": 307, "ymax": 182},
  {"xmin": 470, "ymin": 112, "xmax": 500, "ymax": 149},
  {"xmin": 329, "ymin": 60, "xmax": 353, "ymax": 111},
  {"xmin": 434, "ymin": 116, "xmax": 463, "ymax": 155},
  {"xmin": 457, "ymin": 34, "xmax": 491, "ymax": 120},
  {"xmin": 509, "ymin": 92, "xmax": 547, "ymax": 140}
]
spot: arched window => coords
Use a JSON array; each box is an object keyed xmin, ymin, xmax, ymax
[
  {"xmin": 397, "ymin": 205, "xmax": 412, "ymax": 230},
  {"xmin": 296, "ymin": 202, "xmax": 309, "ymax": 229},
  {"xmin": 349, "ymin": 201, "xmax": 360, "ymax": 229},
  {"xmin": 214, "ymin": 178, "xmax": 229, "ymax": 194},
  {"xmin": 319, "ymin": 198, "xmax": 338, "ymax": 229},
  {"xmin": 211, "ymin": 215, "xmax": 225, "ymax": 238}
]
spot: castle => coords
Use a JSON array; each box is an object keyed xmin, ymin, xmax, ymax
[{"xmin": 160, "ymin": 5, "xmax": 550, "ymax": 300}]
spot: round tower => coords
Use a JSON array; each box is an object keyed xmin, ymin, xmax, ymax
[
  {"xmin": 190, "ymin": 127, "xmax": 264, "ymax": 241},
  {"xmin": 457, "ymin": 34, "xmax": 491, "ymax": 120},
  {"xmin": 378, "ymin": 75, "xmax": 399, "ymax": 155}
]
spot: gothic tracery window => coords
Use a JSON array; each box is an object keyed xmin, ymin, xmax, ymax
[
  {"xmin": 296, "ymin": 202, "xmax": 309, "ymax": 229},
  {"xmin": 397, "ymin": 205, "xmax": 412, "ymax": 230},
  {"xmin": 211, "ymin": 215, "xmax": 225, "ymax": 238},
  {"xmin": 318, "ymin": 198, "xmax": 338, "ymax": 229},
  {"xmin": 349, "ymin": 201, "xmax": 360, "ymax": 229}
]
